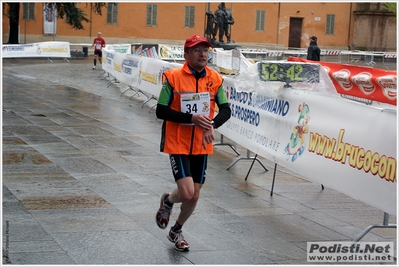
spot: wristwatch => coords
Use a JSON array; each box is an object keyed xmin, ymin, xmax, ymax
[{"xmin": 211, "ymin": 120, "xmax": 215, "ymax": 128}]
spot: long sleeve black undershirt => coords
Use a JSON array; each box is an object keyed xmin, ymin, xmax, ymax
[{"xmin": 156, "ymin": 102, "xmax": 231, "ymax": 129}]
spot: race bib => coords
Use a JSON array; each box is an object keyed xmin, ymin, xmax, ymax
[{"xmin": 181, "ymin": 92, "xmax": 210, "ymax": 125}]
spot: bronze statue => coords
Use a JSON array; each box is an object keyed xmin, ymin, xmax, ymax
[
  {"xmin": 205, "ymin": 10, "xmax": 216, "ymax": 41},
  {"xmin": 210, "ymin": 3, "xmax": 234, "ymax": 43},
  {"xmin": 222, "ymin": 5, "xmax": 234, "ymax": 43}
]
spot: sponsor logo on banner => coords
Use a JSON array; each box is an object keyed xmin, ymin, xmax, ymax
[
  {"xmin": 283, "ymin": 102, "xmax": 310, "ymax": 162},
  {"xmin": 376, "ymin": 75, "xmax": 397, "ymax": 100},
  {"xmin": 307, "ymin": 242, "xmax": 394, "ymax": 263},
  {"xmin": 159, "ymin": 45, "xmax": 184, "ymax": 59},
  {"xmin": 332, "ymin": 69, "xmax": 352, "ymax": 90},
  {"xmin": 308, "ymin": 129, "xmax": 396, "ymax": 182},
  {"xmin": 351, "ymin": 72, "xmax": 375, "ymax": 95},
  {"xmin": 287, "ymin": 56, "xmax": 397, "ymax": 106},
  {"xmin": 35, "ymin": 44, "xmax": 42, "ymax": 55}
]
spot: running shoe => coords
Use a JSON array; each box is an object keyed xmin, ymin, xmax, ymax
[
  {"xmin": 168, "ymin": 228, "xmax": 190, "ymax": 252},
  {"xmin": 155, "ymin": 193, "xmax": 172, "ymax": 229},
  {"xmin": 92, "ymin": 66, "xmax": 96, "ymax": 70}
]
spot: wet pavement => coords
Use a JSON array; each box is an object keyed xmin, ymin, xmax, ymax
[{"xmin": 2, "ymin": 57, "xmax": 397, "ymax": 265}]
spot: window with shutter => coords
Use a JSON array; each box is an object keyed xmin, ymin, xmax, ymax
[
  {"xmin": 255, "ymin": 10, "xmax": 265, "ymax": 31},
  {"xmin": 147, "ymin": 4, "xmax": 158, "ymax": 26},
  {"xmin": 185, "ymin": 6, "xmax": 195, "ymax": 28},
  {"xmin": 107, "ymin": 3, "xmax": 118, "ymax": 24},
  {"xmin": 23, "ymin": 3, "xmax": 35, "ymax": 20},
  {"xmin": 326, "ymin": 14, "xmax": 335, "ymax": 34}
]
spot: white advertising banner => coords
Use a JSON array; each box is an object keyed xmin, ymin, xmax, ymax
[
  {"xmin": 107, "ymin": 44, "xmax": 132, "ymax": 54},
  {"xmin": 43, "ymin": 4, "xmax": 56, "ymax": 35},
  {"xmin": 99, "ymin": 52, "xmax": 397, "ymax": 215},
  {"xmin": 218, "ymin": 62, "xmax": 397, "ymax": 215},
  {"xmin": 213, "ymin": 48, "xmax": 253, "ymax": 73},
  {"xmin": 158, "ymin": 44, "xmax": 185, "ymax": 61},
  {"xmin": 101, "ymin": 49, "xmax": 181, "ymax": 97},
  {"xmin": 2, "ymin": 42, "xmax": 70, "ymax": 58},
  {"xmin": 102, "ymin": 46, "xmax": 114, "ymax": 74},
  {"xmin": 137, "ymin": 56, "xmax": 176, "ymax": 96},
  {"xmin": 110, "ymin": 51, "xmax": 126, "ymax": 84},
  {"xmin": 120, "ymin": 54, "xmax": 141, "ymax": 87}
]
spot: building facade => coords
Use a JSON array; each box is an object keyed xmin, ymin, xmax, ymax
[{"xmin": 2, "ymin": 2, "xmax": 396, "ymax": 51}]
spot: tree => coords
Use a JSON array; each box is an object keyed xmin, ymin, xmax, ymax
[
  {"xmin": 3, "ymin": 2, "xmax": 107, "ymax": 44},
  {"xmin": 6, "ymin": 3, "xmax": 20, "ymax": 44},
  {"xmin": 384, "ymin": 2, "xmax": 397, "ymax": 16}
]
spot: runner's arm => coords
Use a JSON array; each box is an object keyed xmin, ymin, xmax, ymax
[
  {"xmin": 156, "ymin": 80, "xmax": 192, "ymax": 123},
  {"xmin": 212, "ymin": 103, "xmax": 231, "ymax": 129},
  {"xmin": 156, "ymin": 103, "xmax": 192, "ymax": 124},
  {"xmin": 212, "ymin": 84, "xmax": 231, "ymax": 128}
]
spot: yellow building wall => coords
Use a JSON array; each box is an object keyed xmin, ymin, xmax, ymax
[{"xmin": 2, "ymin": 2, "xmax": 355, "ymax": 50}]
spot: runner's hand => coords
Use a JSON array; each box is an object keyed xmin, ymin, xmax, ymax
[
  {"xmin": 202, "ymin": 127, "xmax": 215, "ymax": 149},
  {"xmin": 191, "ymin": 114, "xmax": 212, "ymax": 131}
]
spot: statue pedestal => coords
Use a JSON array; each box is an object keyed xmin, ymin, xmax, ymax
[{"xmin": 209, "ymin": 40, "xmax": 240, "ymax": 50}]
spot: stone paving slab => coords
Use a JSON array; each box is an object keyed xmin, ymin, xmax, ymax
[{"xmin": 2, "ymin": 58, "xmax": 397, "ymax": 265}]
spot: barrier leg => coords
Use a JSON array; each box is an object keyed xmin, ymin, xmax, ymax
[
  {"xmin": 107, "ymin": 78, "xmax": 119, "ymax": 87},
  {"xmin": 99, "ymin": 70, "xmax": 108, "ymax": 79},
  {"xmin": 270, "ymin": 162, "xmax": 277, "ymax": 196},
  {"xmin": 148, "ymin": 103, "xmax": 157, "ymax": 113},
  {"xmin": 213, "ymin": 135, "xmax": 240, "ymax": 156},
  {"xmin": 226, "ymin": 149, "xmax": 268, "ymax": 172},
  {"xmin": 121, "ymin": 86, "xmax": 135, "ymax": 97},
  {"xmin": 353, "ymin": 212, "xmax": 396, "ymax": 242},
  {"xmin": 245, "ymin": 154, "xmax": 257, "ymax": 181},
  {"xmin": 129, "ymin": 89, "xmax": 144, "ymax": 100},
  {"xmin": 141, "ymin": 95, "xmax": 157, "ymax": 109}
]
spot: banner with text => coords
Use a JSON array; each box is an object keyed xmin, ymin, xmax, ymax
[
  {"xmin": 288, "ymin": 57, "xmax": 397, "ymax": 106},
  {"xmin": 99, "ymin": 52, "xmax": 397, "ymax": 215},
  {"xmin": 217, "ymin": 62, "xmax": 396, "ymax": 215},
  {"xmin": 158, "ymin": 44, "xmax": 185, "ymax": 61},
  {"xmin": 107, "ymin": 44, "xmax": 132, "ymax": 54},
  {"xmin": 102, "ymin": 48, "xmax": 181, "ymax": 97},
  {"xmin": 2, "ymin": 42, "xmax": 70, "ymax": 58}
]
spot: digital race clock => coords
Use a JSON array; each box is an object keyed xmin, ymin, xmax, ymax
[{"xmin": 258, "ymin": 62, "xmax": 320, "ymax": 84}]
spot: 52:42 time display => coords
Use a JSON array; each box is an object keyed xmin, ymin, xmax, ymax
[{"xmin": 258, "ymin": 62, "xmax": 320, "ymax": 83}]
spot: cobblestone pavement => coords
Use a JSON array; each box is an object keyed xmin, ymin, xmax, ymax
[{"xmin": 2, "ymin": 57, "xmax": 397, "ymax": 265}]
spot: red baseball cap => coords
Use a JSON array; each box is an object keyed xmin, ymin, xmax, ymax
[{"xmin": 184, "ymin": 34, "xmax": 212, "ymax": 50}]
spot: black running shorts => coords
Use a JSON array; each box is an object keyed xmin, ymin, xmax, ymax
[
  {"xmin": 169, "ymin": 154, "xmax": 208, "ymax": 184},
  {"xmin": 94, "ymin": 50, "xmax": 102, "ymax": 57}
]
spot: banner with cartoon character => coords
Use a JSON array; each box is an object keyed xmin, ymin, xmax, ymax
[
  {"xmin": 96, "ymin": 52, "xmax": 396, "ymax": 214},
  {"xmin": 217, "ymin": 62, "xmax": 396, "ymax": 215},
  {"xmin": 288, "ymin": 57, "xmax": 397, "ymax": 106},
  {"xmin": 2, "ymin": 41, "xmax": 70, "ymax": 58}
]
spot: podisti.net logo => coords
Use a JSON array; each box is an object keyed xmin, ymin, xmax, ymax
[{"xmin": 307, "ymin": 241, "xmax": 394, "ymax": 263}]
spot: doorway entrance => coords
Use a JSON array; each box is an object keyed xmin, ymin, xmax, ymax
[{"xmin": 288, "ymin": 18, "xmax": 303, "ymax": 48}]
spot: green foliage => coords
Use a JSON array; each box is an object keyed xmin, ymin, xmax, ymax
[
  {"xmin": 4, "ymin": 2, "xmax": 107, "ymax": 30},
  {"xmin": 384, "ymin": 2, "xmax": 397, "ymax": 15},
  {"xmin": 47, "ymin": 3, "xmax": 107, "ymax": 30},
  {"xmin": 4, "ymin": 2, "xmax": 106, "ymax": 43}
]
